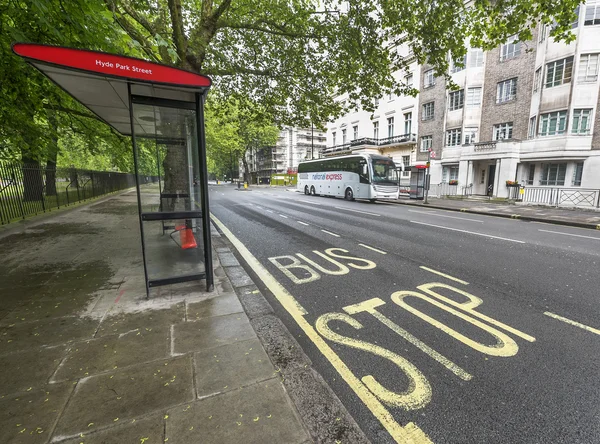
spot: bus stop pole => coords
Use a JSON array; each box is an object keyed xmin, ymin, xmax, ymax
[{"xmin": 424, "ymin": 149, "xmax": 431, "ymax": 204}]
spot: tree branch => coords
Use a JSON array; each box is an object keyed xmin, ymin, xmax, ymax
[
  {"xmin": 121, "ymin": 2, "xmax": 156, "ymax": 36},
  {"xmin": 216, "ymin": 20, "xmax": 320, "ymax": 39}
]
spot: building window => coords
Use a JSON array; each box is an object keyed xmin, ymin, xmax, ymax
[
  {"xmin": 539, "ymin": 111, "xmax": 568, "ymax": 136},
  {"xmin": 572, "ymin": 5, "xmax": 581, "ymax": 28},
  {"xmin": 497, "ymin": 78, "xmax": 517, "ymax": 103},
  {"xmin": 353, "ymin": 125, "xmax": 358, "ymax": 140},
  {"xmin": 466, "ymin": 87, "xmax": 482, "ymax": 107},
  {"xmin": 584, "ymin": 3, "xmax": 600, "ymax": 25},
  {"xmin": 420, "ymin": 135, "xmax": 432, "ymax": 152},
  {"xmin": 342, "ymin": 128, "xmax": 347, "ymax": 144},
  {"xmin": 406, "ymin": 74, "xmax": 413, "ymax": 87},
  {"xmin": 500, "ymin": 35, "xmax": 521, "ymax": 61},
  {"xmin": 422, "ymin": 102, "xmax": 435, "ymax": 120},
  {"xmin": 540, "ymin": 163, "xmax": 567, "ymax": 185},
  {"xmin": 388, "ymin": 92, "xmax": 394, "ymax": 101},
  {"xmin": 446, "ymin": 128, "xmax": 462, "ymax": 146},
  {"xmin": 387, "ymin": 117, "xmax": 394, "ymax": 138},
  {"xmin": 527, "ymin": 164, "xmax": 535, "ymax": 185},
  {"xmin": 464, "ymin": 127, "xmax": 478, "ymax": 145},
  {"xmin": 539, "ymin": 24, "xmax": 547, "ymax": 43},
  {"xmin": 451, "ymin": 56, "xmax": 466, "ymax": 73},
  {"xmin": 533, "ymin": 67, "xmax": 542, "ymax": 92},
  {"xmin": 404, "ymin": 112, "xmax": 412, "ymax": 134},
  {"xmin": 374, "ymin": 98, "xmax": 380, "ymax": 107},
  {"xmin": 572, "ymin": 109, "xmax": 592, "ymax": 135},
  {"xmin": 469, "ymin": 49, "xmax": 484, "ymax": 68},
  {"xmin": 448, "ymin": 90, "xmax": 465, "ymax": 111},
  {"xmin": 528, "ymin": 116, "xmax": 537, "ymax": 138},
  {"xmin": 424, "ymin": 69, "xmax": 435, "ymax": 88},
  {"xmin": 442, "ymin": 166, "xmax": 459, "ymax": 182},
  {"xmin": 332, "ymin": 132, "xmax": 336, "ymax": 146},
  {"xmin": 402, "ymin": 155, "xmax": 411, "ymax": 177},
  {"xmin": 577, "ymin": 54, "xmax": 599, "ymax": 82},
  {"xmin": 373, "ymin": 122, "xmax": 379, "ymax": 140},
  {"xmin": 480, "ymin": 169, "xmax": 486, "ymax": 184},
  {"xmin": 545, "ymin": 57, "xmax": 574, "ymax": 88},
  {"xmin": 493, "ymin": 122, "xmax": 513, "ymax": 140},
  {"xmin": 573, "ymin": 162, "xmax": 584, "ymax": 186}
]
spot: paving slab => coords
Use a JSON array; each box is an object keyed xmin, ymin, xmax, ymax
[
  {"xmin": 186, "ymin": 292, "xmax": 244, "ymax": 321},
  {"xmin": 0, "ymin": 345, "xmax": 67, "ymax": 397},
  {"xmin": 165, "ymin": 378, "xmax": 309, "ymax": 444},
  {"xmin": 95, "ymin": 303, "xmax": 185, "ymax": 337},
  {"xmin": 53, "ymin": 356, "xmax": 194, "ymax": 440},
  {"xmin": 0, "ymin": 317, "xmax": 99, "ymax": 354},
  {"xmin": 60, "ymin": 413, "xmax": 165, "ymax": 444},
  {"xmin": 194, "ymin": 338, "xmax": 275, "ymax": 398},
  {"xmin": 52, "ymin": 327, "xmax": 170, "ymax": 382},
  {"xmin": 0, "ymin": 382, "xmax": 73, "ymax": 444},
  {"xmin": 0, "ymin": 295, "xmax": 100, "ymax": 325},
  {"xmin": 173, "ymin": 313, "xmax": 256, "ymax": 355},
  {"xmin": 218, "ymin": 251, "xmax": 240, "ymax": 267}
]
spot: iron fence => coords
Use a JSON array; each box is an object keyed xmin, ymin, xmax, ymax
[
  {"xmin": 0, "ymin": 161, "xmax": 156, "ymax": 224},
  {"xmin": 522, "ymin": 186, "xmax": 600, "ymax": 208}
]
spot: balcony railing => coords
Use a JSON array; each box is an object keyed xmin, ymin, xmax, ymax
[
  {"xmin": 378, "ymin": 134, "xmax": 417, "ymax": 146},
  {"xmin": 323, "ymin": 133, "xmax": 417, "ymax": 154},
  {"xmin": 474, "ymin": 141, "xmax": 497, "ymax": 151}
]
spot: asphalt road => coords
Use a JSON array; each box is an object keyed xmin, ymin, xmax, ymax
[{"xmin": 210, "ymin": 184, "xmax": 600, "ymax": 444}]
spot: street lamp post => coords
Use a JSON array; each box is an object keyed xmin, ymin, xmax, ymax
[{"xmin": 311, "ymin": 123, "xmax": 314, "ymax": 159}]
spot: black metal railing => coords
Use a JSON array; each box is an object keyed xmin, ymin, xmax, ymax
[
  {"xmin": 0, "ymin": 161, "xmax": 157, "ymax": 224},
  {"xmin": 323, "ymin": 133, "xmax": 417, "ymax": 155},
  {"xmin": 377, "ymin": 134, "xmax": 417, "ymax": 146}
]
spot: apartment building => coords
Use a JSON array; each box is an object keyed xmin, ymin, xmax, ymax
[
  {"xmin": 326, "ymin": 2, "xmax": 600, "ymax": 204},
  {"xmin": 246, "ymin": 126, "xmax": 327, "ymax": 183}
]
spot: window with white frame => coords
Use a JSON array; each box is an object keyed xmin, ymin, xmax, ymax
[
  {"xmin": 533, "ymin": 67, "xmax": 542, "ymax": 92},
  {"xmin": 387, "ymin": 117, "xmax": 394, "ymax": 138},
  {"xmin": 342, "ymin": 128, "xmax": 347, "ymax": 144},
  {"xmin": 451, "ymin": 56, "xmax": 466, "ymax": 73},
  {"xmin": 526, "ymin": 164, "xmax": 535, "ymax": 185},
  {"xmin": 573, "ymin": 162, "xmax": 584, "ymax": 186},
  {"xmin": 497, "ymin": 78, "xmax": 517, "ymax": 103},
  {"xmin": 493, "ymin": 122, "xmax": 513, "ymax": 140},
  {"xmin": 404, "ymin": 112, "xmax": 412, "ymax": 134},
  {"xmin": 422, "ymin": 102, "xmax": 434, "ymax": 120},
  {"xmin": 584, "ymin": 3, "xmax": 600, "ymax": 25},
  {"xmin": 540, "ymin": 163, "xmax": 567, "ymax": 185},
  {"xmin": 577, "ymin": 54, "xmax": 599, "ymax": 82},
  {"xmin": 466, "ymin": 87, "xmax": 482, "ymax": 107},
  {"xmin": 424, "ymin": 69, "xmax": 435, "ymax": 88},
  {"xmin": 572, "ymin": 109, "xmax": 592, "ymax": 134},
  {"xmin": 332, "ymin": 132, "xmax": 336, "ymax": 146},
  {"xmin": 449, "ymin": 90, "xmax": 465, "ymax": 111},
  {"xmin": 373, "ymin": 121, "xmax": 379, "ymax": 140},
  {"xmin": 464, "ymin": 127, "xmax": 478, "ymax": 145},
  {"xmin": 353, "ymin": 125, "xmax": 358, "ymax": 140},
  {"xmin": 539, "ymin": 24, "xmax": 547, "ymax": 43},
  {"xmin": 500, "ymin": 35, "xmax": 521, "ymax": 61},
  {"xmin": 545, "ymin": 57, "xmax": 574, "ymax": 88},
  {"xmin": 572, "ymin": 5, "xmax": 581, "ymax": 28},
  {"xmin": 539, "ymin": 111, "xmax": 568, "ymax": 136},
  {"xmin": 420, "ymin": 135, "xmax": 432, "ymax": 152},
  {"xmin": 528, "ymin": 116, "xmax": 537, "ymax": 138},
  {"xmin": 406, "ymin": 74, "xmax": 413, "ymax": 87},
  {"xmin": 442, "ymin": 166, "xmax": 459, "ymax": 182},
  {"xmin": 402, "ymin": 155, "xmax": 411, "ymax": 177},
  {"xmin": 469, "ymin": 49, "xmax": 484, "ymax": 68},
  {"xmin": 446, "ymin": 128, "xmax": 462, "ymax": 146}
]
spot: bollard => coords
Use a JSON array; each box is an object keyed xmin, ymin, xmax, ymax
[
  {"xmin": 238, "ymin": 181, "xmax": 241, "ymax": 189},
  {"xmin": 244, "ymin": 182, "xmax": 248, "ymax": 189}
]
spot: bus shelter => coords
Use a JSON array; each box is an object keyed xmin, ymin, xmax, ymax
[{"xmin": 13, "ymin": 43, "xmax": 214, "ymax": 297}]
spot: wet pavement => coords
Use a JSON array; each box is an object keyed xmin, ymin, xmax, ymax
[{"xmin": 0, "ymin": 190, "xmax": 312, "ymax": 444}]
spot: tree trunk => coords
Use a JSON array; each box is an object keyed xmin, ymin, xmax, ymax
[
  {"xmin": 241, "ymin": 154, "xmax": 250, "ymax": 184},
  {"xmin": 160, "ymin": 110, "xmax": 190, "ymax": 212},
  {"xmin": 45, "ymin": 111, "xmax": 59, "ymax": 195},
  {"xmin": 21, "ymin": 154, "xmax": 44, "ymax": 202}
]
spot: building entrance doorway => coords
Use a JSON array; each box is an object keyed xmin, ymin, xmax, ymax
[{"xmin": 487, "ymin": 164, "xmax": 496, "ymax": 196}]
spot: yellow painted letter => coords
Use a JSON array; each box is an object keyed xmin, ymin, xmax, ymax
[{"xmin": 268, "ymin": 255, "xmax": 320, "ymax": 285}]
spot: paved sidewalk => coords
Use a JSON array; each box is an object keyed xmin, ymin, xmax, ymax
[{"xmin": 0, "ymin": 191, "xmax": 324, "ymax": 444}]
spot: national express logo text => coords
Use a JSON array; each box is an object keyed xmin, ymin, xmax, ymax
[{"xmin": 311, "ymin": 173, "xmax": 343, "ymax": 181}]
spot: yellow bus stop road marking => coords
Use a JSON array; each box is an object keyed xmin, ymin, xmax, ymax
[
  {"xmin": 211, "ymin": 213, "xmax": 433, "ymax": 444},
  {"xmin": 544, "ymin": 312, "xmax": 600, "ymax": 336}
]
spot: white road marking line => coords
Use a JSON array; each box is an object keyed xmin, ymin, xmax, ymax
[
  {"xmin": 266, "ymin": 210, "xmax": 273, "ymax": 213},
  {"xmin": 358, "ymin": 243, "xmax": 387, "ymax": 254},
  {"xmin": 335, "ymin": 207, "xmax": 380, "ymax": 217},
  {"xmin": 420, "ymin": 266, "xmax": 469, "ymax": 285},
  {"xmin": 321, "ymin": 230, "xmax": 340, "ymax": 237},
  {"xmin": 279, "ymin": 214, "xmax": 288, "ymax": 219},
  {"xmin": 297, "ymin": 221, "xmax": 309, "ymax": 226},
  {"xmin": 538, "ymin": 229, "xmax": 600, "ymax": 241},
  {"xmin": 410, "ymin": 221, "xmax": 526, "ymax": 243},
  {"xmin": 544, "ymin": 312, "xmax": 600, "ymax": 336},
  {"xmin": 299, "ymin": 199, "xmax": 321, "ymax": 205},
  {"xmin": 408, "ymin": 210, "xmax": 483, "ymax": 223}
]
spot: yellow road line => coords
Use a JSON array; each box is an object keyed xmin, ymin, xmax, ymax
[
  {"xmin": 419, "ymin": 266, "xmax": 469, "ymax": 285},
  {"xmin": 358, "ymin": 243, "xmax": 387, "ymax": 255},
  {"xmin": 544, "ymin": 312, "xmax": 600, "ymax": 336},
  {"xmin": 210, "ymin": 213, "xmax": 432, "ymax": 444}
]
